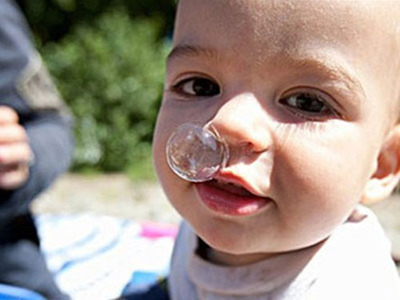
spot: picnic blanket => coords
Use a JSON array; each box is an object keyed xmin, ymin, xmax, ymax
[{"xmin": 35, "ymin": 214, "xmax": 177, "ymax": 300}]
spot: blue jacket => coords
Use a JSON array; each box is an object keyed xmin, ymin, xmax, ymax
[{"xmin": 0, "ymin": 0, "xmax": 74, "ymax": 231}]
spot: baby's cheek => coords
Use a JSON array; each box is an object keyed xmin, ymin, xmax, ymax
[{"xmin": 275, "ymin": 141, "xmax": 365, "ymax": 214}]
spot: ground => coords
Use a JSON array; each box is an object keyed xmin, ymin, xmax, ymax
[
  {"xmin": 32, "ymin": 173, "xmax": 181, "ymax": 224},
  {"xmin": 32, "ymin": 173, "xmax": 400, "ymax": 272}
]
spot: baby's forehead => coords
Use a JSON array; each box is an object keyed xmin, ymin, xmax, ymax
[
  {"xmin": 173, "ymin": 0, "xmax": 400, "ymax": 124},
  {"xmin": 176, "ymin": 0, "xmax": 400, "ymax": 31},
  {"xmin": 174, "ymin": 0, "xmax": 400, "ymax": 63}
]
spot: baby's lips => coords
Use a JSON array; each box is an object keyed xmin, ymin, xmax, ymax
[{"xmin": 214, "ymin": 170, "xmax": 268, "ymax": 198}]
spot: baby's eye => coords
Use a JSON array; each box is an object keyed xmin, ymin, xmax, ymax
[
  {"xmin": 279, "ymin": 91, "xmax": 335, "ymax": 119},
  {"xmin": 173, "ymin": 77, "xmax": 220, "ymax": 97}
]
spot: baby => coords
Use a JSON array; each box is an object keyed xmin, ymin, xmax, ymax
[{"xmin": 152, "ymin": 0, "xmax": 400, "ymax": 299}]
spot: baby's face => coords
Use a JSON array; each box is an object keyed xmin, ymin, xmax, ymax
[{"xmin": 153, "ymin": 0, "xmax": 400, "ymax": 258}]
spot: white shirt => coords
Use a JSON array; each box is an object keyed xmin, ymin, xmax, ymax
[{"xmin": 168, "ymin": 206, "xmax": 400, "ymax": 300}]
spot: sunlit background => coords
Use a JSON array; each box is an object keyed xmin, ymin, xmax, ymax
[{"xmin": 18, "ymin": 0, "xmax": 176, "ymax": 180}]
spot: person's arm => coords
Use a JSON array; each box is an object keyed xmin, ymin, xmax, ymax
[
  {"xmin": 0, "ymin": 0, "xmax": 74, "ymax": 226},
  {"xmin": 0, "ymin": 110, "xmax": 74, "ymax": 222}
]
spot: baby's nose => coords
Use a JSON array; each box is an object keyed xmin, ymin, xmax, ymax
[
  {"xmin": 165, "ymin": 94, "xmax": 273, "ymax": 183},
  {"xmin": 209, "ymin": 93, "xmax": 272, "ymax": 154}
]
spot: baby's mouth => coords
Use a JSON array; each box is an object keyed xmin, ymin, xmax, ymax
[
  {"xmin": 196, "ymin": 178, "xmax": 271, "ymax": 216},
  {"xmin": 208, "ymin": 179, "xmax": 254, "ymax": 197}
]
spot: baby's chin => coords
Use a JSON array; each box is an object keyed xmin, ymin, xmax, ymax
[
  {"xmin": 195, "ymin": 229, "xmax": 273, "ymax": 260},
  {"xmin": 197, "ymin": 236, "xmax": 274, "ymax": 266},
  {"xmin": 197, "ymin": 224, "xmax": 331, "ymax": 258}
]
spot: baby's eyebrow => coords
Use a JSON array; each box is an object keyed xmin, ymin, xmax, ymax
[
  {"xmin": 167, "ymin": 44, "xmax": 219, "ymax": 63},
  {"xmin": 277, "ymin": 54, "xmax": 366, "ymax": 101}
]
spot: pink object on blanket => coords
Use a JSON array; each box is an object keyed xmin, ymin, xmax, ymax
[{"xmin": 140, "ymin": 222, "xmax": 178, "ymax": 239}]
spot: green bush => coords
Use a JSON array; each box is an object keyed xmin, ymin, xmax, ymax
[
  {"xmin": 17, "ymin": 0, "xmax": 176, "ymax": 43},
  {"xmin": 41, "ymin": 9, "xmax": 170, "ymax": 177}
]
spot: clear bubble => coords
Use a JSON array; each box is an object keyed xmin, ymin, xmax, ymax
[{"xmin": 166, "ymin": 123, "xmax": 229, "ymax": 182}]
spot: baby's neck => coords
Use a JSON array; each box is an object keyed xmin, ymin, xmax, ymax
[
  {"xmin": 209, "ymin": 249, "xmax": 275, "ymax": 266},
  {"xmin": 198, "ymin": 237, "xmax": 326, "ymax": 266}
]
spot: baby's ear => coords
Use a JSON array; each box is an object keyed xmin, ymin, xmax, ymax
[{"xmin": 362, "ymin": 124, "xmax": 400, "ymax": 204}]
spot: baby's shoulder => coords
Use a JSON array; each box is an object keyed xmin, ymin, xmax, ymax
[
  {"xmin": 306, "ymin": 261, "xmax": 400, "ymax": 300},
  {"xmin": 306, "ymin": 207, "xmax": 400, "ymax": 299}
]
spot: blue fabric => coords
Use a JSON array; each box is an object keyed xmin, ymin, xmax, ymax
[
  {"xmin": 0, "ymin": 240, "xmax": 69, "ymax": 300},
  {"xmin": 0, "ymin": 283, "xmax": 45, "ymax": 300},
  {"xmin": 122, "ymin": 278, "xmax": 170, "ymax": 300}
]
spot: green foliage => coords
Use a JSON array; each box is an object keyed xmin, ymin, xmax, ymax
[
  {"xmin": 17, "ymin": 0, "xmax": 176, "ymax": 43},
  {"xmin": 41, "ymin": 9, "xmax": 170, "ymax": 175}
]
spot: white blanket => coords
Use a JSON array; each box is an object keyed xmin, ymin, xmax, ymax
[{"xmin": 35, "ymin": 214, "xmax": 177, "ymax": 300}]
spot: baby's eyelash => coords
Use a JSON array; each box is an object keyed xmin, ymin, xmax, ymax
[
  {"xmin": 278, "ymin": 89, "xmax": 340, "ymax": 121},
  {"xmin": 171, "ymin": 76, "xmax": 221, "ymax": 98}
]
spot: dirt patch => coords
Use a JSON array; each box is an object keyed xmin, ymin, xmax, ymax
[{"xmin": 32, "ymin": 173, "xmax": 181, "ymax": 224}]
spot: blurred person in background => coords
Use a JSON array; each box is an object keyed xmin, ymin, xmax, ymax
[{"xmin": 0, "ymin": 0, "xmax": 74, "ymax": 298}]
